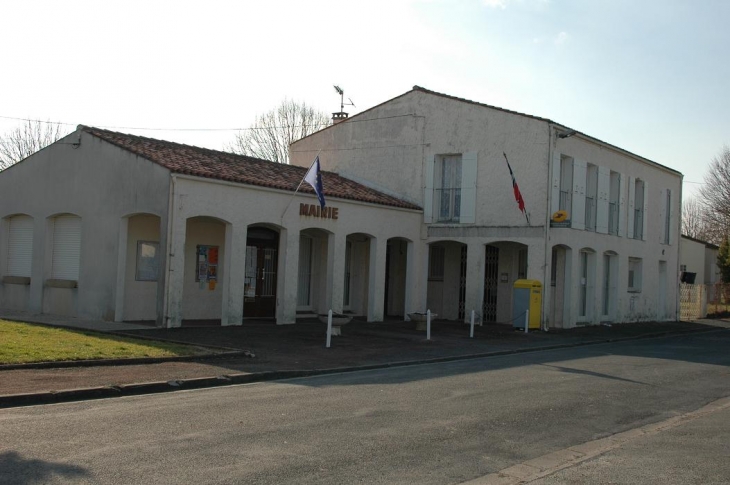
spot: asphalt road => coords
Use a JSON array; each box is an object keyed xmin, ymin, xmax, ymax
[{"xmin": 1, "ymin": 330, "xmax": 729, "ymax": 484}]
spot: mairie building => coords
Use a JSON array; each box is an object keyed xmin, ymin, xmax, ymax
[{"xmin": 0, "ymin": 87, "xmax": 682, "ymax": 328}]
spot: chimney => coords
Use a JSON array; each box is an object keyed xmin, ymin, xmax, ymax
[{"xmin": 332, "ymin": 112, "xmax": 349, "ymax": 124}]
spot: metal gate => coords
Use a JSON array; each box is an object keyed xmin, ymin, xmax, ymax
[{"xmin": 482, "ymin": 245, "xmax": 499, "ymax": 322}]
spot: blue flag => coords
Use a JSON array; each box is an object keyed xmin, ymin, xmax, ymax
[{"xmin": 304, "ymin": 156, "xmax": 326, "ymax": 209}]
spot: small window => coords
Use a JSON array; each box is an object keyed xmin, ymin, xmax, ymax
[
  {"xmin": 135, "ymin": 241, "xmax": 160, "ymax": 281},
  {"xmin": 429, "ymin": 245, "xmax": 445, "ymax": 281},
  {"xmin": 628, "ymin": 257, "xmax": 642, "ymax": 292},
  {"xmin": 680, "ymin": 264, "xmax": 687, "ymax": 272},
  {"xmin": 435, "ymin": 155, "xmax": 462, "ymax": 222}
]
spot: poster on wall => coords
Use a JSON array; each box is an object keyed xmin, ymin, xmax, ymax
[{"xmin": 196, "ymin": 245, "xmax": 219, "ymax": 290}]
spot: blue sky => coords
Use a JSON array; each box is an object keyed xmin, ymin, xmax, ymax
[{"xmin": 1, "ymin": 0, "xmax": 727, "ymax": 197}]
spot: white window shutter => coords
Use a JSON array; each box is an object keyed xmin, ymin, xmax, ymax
[
  {"xmin": 658, "ymin": 188, "xmax": 666, "ymax": 244},
  {"xmin": 627, "ymin": 176, "xmax": 635, "ymax": 239},
  {"xmin": 51, "ymin": 215, "xmax": 81, "ymax": 281},
  {"xmin": 618, "ymin": 174, "xmax": 626, "ymax": 237},
  {"xmin": 642, "ymin": 180, "xmax": 649, "ymax": 241},
  {"xmin": 596, "ymin": 166, "xmax": 610, "ymax": 234},
  {"xmin": 551, "ymin": 152, "xmax": 561, "ymax": 214},
  {"xmin": 7, "ymin": 215, "xmax": 33, "ymax": 277},
  {"xmin": 424, "ymin": 156, "xmax": 435, "ymax": 223},
  {"xmin": 572, "ymin": 160, "xmax": 587, "ymax": 230},
  {"xmin": 459, "ymin": 151, "xmax": 477, "ymax": 224}
]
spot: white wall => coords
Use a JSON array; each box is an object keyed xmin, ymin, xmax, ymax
[
  {"xmin": 548, "ymin": 134, "xmax": 682, "ymax": 326},
  {"xmin": 0, "ymin": 130, "xmax": 170, "ymax": 320},
  {"xmin": 680, "ymin": 237, "xmax": 706, "ymax": 284}
]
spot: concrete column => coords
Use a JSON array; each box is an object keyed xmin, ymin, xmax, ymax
[
  {"xmin": 326, "ymin": 232, "xmax": 346, "ymax": 314},
  {"xmin": 113, "ymin": 217, "xmax": 129, "ymax": 322},
  {"xmin": 563, "ymin": 249, "xmax": 581, "ymax": 328},
  {"xmin": 163, "ymin": 214, "xmax": 186, "ymax": 328},
  {"xmin": 221, "ymin": 223, "xmax": 247, "ymax": 326},
  {"xmin": 417, "ymin": 242, "xmax": 430, "ymax": 317},
  {"xmin": 367, "ymin": 236, "xmax": 387, "ymax": 322},
  {"xmin": 277, "ymin": 227, "xmax": 299, "ymax": 325},
  {"xmin": 402, "ymin": 240, "xmax": 416, "ymax": 319},
  {"xmin": 464, "ymin": 242, "xmax": 485, "ymax": 324},
  {"xmin": 28, "ymin": 217, "xmax": 46, "ymax": 313}
]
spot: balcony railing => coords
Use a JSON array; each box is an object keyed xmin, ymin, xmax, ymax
[
  {"xmin": 609, "ymin": 202, "xmax": 618, "ymax": 235},
  {"xmin": 585, "ymin": 196, "xmax": 596, "ymax": 231}
]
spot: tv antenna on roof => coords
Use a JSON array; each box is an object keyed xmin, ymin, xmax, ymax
[{"xmin": 333, "ymin": 85, "xmax": 355, "ymax": 123}]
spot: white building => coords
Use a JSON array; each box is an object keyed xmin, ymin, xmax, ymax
[
  {"xmin": 0, "ymin": 126, "xmax": 422, "ymax": 326},
  {"xmin": 291, "ymin": 86, "xmax": 683, "ymax": 327},
  {"xmin": 0, "ymin": 87, "xmax": 682, "ymax": 328},
  {"xmin": 679, "ymin": 235, "xmax": 720, "ymax": 285}
]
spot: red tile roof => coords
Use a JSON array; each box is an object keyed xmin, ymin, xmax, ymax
[{"xmin": 80, "ymin": 126, "xmax": 421, "ymax": 210}]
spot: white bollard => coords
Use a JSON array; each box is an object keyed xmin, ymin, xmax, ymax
[
  {"xmin": 524, "ymin": 309, "xmax": 529, "ymax": 334},
  {"xmin": 470, "ymin": 310, "xmax": 475, "ymax": 338},
  {"xmin": 426, "ymin": 309, "xmax": 431, "ymax": 341},
  {"xmin": 326, "ymin": 309, "xmax": 333, "ymax": 348}
]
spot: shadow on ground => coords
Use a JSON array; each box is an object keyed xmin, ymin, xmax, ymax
[{"xmin": 0, "ymin": 451, "xmax": 89, "ymax": 484}]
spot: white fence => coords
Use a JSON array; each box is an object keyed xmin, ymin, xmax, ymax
[{"xmin": 679, "ymin": 283, "xmax": 707, "ymax": 321}]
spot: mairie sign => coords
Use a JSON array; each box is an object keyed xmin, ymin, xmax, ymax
[{"xmin": 300, "ymin": 203, "xmax": 339, "ymax": 220}]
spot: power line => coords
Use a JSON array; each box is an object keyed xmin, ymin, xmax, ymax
[{"xmin": 0, "ymin": 113, "xmax": 419, "ymax": 133}]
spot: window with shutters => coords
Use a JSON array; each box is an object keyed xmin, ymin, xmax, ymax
[
  {"xmin": 633, "ymin": 179, "xmax": 645, "ymax": 240},
  {"xmin": 6, "ymin": 215, "xmax": 33, "ymax": 278},
  {"xmin": 608, "ymin": 171, "xmax": 620, "ymax": 235},
  {"xmin": 435, "ymin": 155, "xmax": 462, "ymax": 222},
  {"xmin": 663, "ymin": 189, "xmax": 671, "ymax": 244},
  {"xmin": 50, "ymin": 215, "xmax": 81, "ymax": 281},
  {"xmin": 559, "ymin": 156, "xmax": 573, "ymax": 212}
]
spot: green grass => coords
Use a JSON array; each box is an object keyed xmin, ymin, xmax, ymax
[{"xmin": 0, "ymin": 320, "xmax": 207, "ymax": 364}]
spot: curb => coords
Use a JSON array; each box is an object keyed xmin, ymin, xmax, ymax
[{"xmin": 0, "ymin": 326, "xmax": 724, "ymax": 409}]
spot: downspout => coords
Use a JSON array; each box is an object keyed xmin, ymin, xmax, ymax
[
  {"xmin": 675, "ymin": 175, "xmax": 683, "ymax": 321},
  {"xmin": 543, "ymin": 125, "xmax": 555, "ymax": 331},
  {"xmin": 163, "ymin": 173, "xmax": 177, "ymax": 328}
]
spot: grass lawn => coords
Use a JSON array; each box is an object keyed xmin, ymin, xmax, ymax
[{"xmin": 0, "ymin": 320, "xmax": 208, "ymax": 364}]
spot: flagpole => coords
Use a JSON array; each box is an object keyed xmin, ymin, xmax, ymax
[{"xmin": 280, "ymin": 149, "xmax": 322, "ymax": 221}]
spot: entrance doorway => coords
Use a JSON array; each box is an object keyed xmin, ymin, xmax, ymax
[{"xmin": 244, "ymin": 227, "xmax": 279, "ymax": 318}]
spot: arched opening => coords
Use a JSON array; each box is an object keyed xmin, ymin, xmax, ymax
[
  {"xmin": 550, "ymin": 244, "xmax": 572, "ymax": 328},
  {"xmin": 244, "ymin": 225, "xmax": 280, "ymax": 319},
  {"xmin": 182, "ymin": 216, "xmax": 227, "ymax": 324},
  {"xmin": 427, "ymin": 240, "xmax": 467, "ymax": 321},
  {"xmin": 0, "ymin": 214, "xmax": 34, "ymax": 311},
  {"xmin": 482, "ymin": 241, "xmax": 529, "ymax": 324},
  {"xmin": 296, "ymin": 228, "xmax": 332, "ymax": 315},
  {"xmin": 578, "ymin": 248, "xmax": 597, "ymax": 324}
]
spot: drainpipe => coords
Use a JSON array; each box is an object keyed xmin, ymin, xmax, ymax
[
  {"xmin": 543, "ymin": 125, "xmax": 555, "ymax": 330},
  {"xmin": 163, "ymin": 174, "xmax": 177, "ymax": 328},
  {"xmin": 675, "ymin": 175, "xmax": 683, "ymax": 322}
]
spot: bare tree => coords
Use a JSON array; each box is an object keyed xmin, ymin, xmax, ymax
[
  {"xmin": 228, "ymin": 99, "xmax": 330, "ymax": 163},
  {"xmin": 0, "ymin": 120, "xmax": 67, "ymax": 170},
  {"xmin": 699, "ymin": 145, "xmax": 730, "ymax": 243},
  {"xmin": 682, "ymin": 196, "xmax": 711, "ymax": 240}
]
